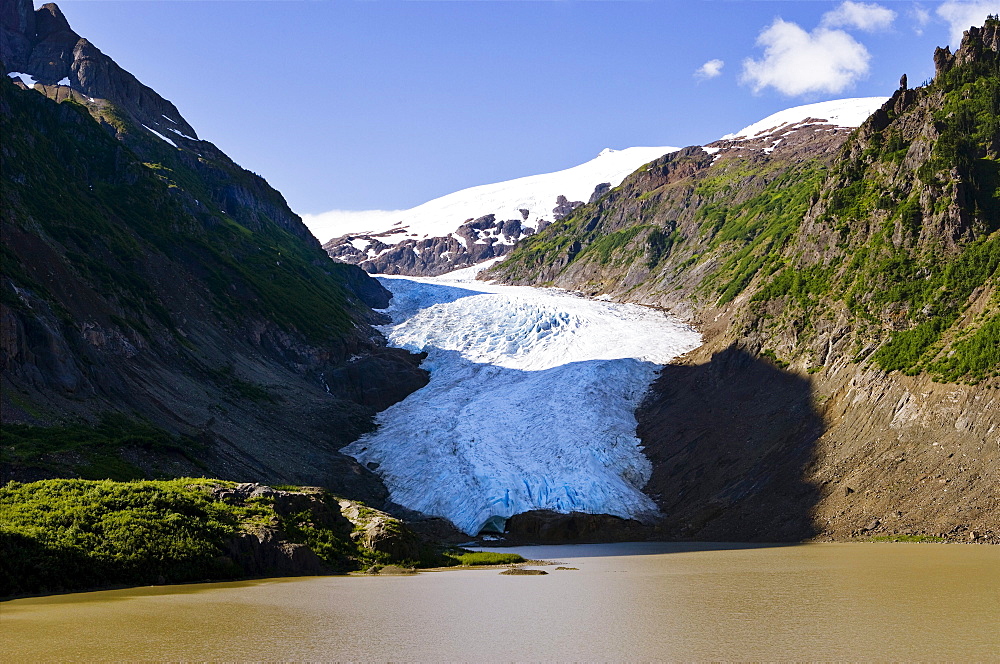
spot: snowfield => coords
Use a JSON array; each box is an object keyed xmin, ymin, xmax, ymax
[
  {"xmin": 305, "ymin": 97, "xmax": 888, "ymax": 252},
  {"xmin": 721, "ymin": 97, "xmax": 887, "ymax": 141},
  {"xmin": 302, "ymin": 146, "xmax": 678, "ymax": 245},
  {"xmin": 342, "ymin": 266, "xmax": 701, "ymax": 535}
]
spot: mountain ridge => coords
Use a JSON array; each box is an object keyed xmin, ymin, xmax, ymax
[
  {"xmin": 318, "ymin": 145, "xmax": 680, "ymax": 276},
  {"xmin": 1, "ymin": 1, "xmax": 428, "ymax": 502},
  {"xmin": 317, "ymin": 97, "xmax": 889, "ymax": 279}
]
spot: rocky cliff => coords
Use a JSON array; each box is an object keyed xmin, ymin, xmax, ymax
[
  {"xmin": 488, "ymin": 23, "xmax": 999, "ymax": 543},
  {"xmin": 324, "ymin": 212, "xmax": 534, "ymax": 277},
  {"xmin": 1, "ymin": 2, "xmax": 427, "ymax": 502},
  {"xmin": 323, "ymin": 193, "xmax": 591, "ymax": 277},
  {"xmin": 2, "ymin": 1, "xmax": 313, "ymax": 243}
]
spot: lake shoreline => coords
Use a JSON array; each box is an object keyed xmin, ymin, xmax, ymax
[
  {"xmin": 4, "ymin": 537, "xmax": 993, "ymax": 602},
  {"xmin": 5, "ymin": 541, "xmax": 998, "ymax": 661}
]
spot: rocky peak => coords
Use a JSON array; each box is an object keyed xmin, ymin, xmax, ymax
[
  {"xmin": 934, "ymin": 17, "xmax": 1000, "ymax": 75},
  {"xmin": 588, "ymin": 183, "xmax": 612, "ymax": 204},
  {"xmin": 35, "ymin": 3, "xmax": 72, "ymax": 37},
  {"xmin": 1, "ymin": 1, "xmax": 199, "ymax": 141},
  {"xmin": 1, "ymin": 2, "xmax": 327, "ymax": 244}
]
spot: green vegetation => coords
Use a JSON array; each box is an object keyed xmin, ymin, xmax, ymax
[
  {"xmin": 760, "ymin": 349, "xmax": 790, "ymax": 369},
  {"xmin": 698, "ymin": 162, "xmax": 828, "ymax": 305},
  {"xmin": 751, "ymin": 265, "xmax": 833, "ymax": 305},
  {"xmin": 578, "ymin": 225, "xmax": 650, "ymax": 266},
  {"xmin": 645, "ymin": 227, "xmax": 682, "ymax": 269},
  {"xmin": 204, "ymin": 365, "xmax": 276, "ymax": 403},
  {"xmin": 1, "ymin": 479, "xmax": 256, "ymax": 596},
  {"xmin": 444, "ymin": 551, "xmax": 526, "ymax": 566},
  {"xmin": 1, "ymin": 75, "xmax": 361, "ymax": 345},
  {"xmin": 929, "ymin": 313, "xmax": 1000, "ymax": 383},
  {"xmin": 275, "ymin": 507, "xmax": 363, "ymax": 573},
  {"xmin": 2, "ymin": 415, "xmax": 206, "ymax": 480},
  {"xmin": 0, "ymin": 479, "xmax": 427, "ymax": 597},
  {"xmin": 841, "ymin": 187, "xmax": 999, "ymax": 380},
  {"xmin": 870, "ymin": 534, "xmax": 947, "ymax": 543}
]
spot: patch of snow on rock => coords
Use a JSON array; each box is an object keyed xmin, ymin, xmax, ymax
[
  {"xmin": 343, "ymin": 270, "xmax": 700, "ymax": 535},
  {"xmin": 722, "ymin": 97, "xmax": 887, "ymax": 141},
  {"xmin": 141, "ymin": 124, "xmax": 178, "ymax": 148},
  {"xmin": 164, "ymin": 126, "xmax": 197, "ymax": 141}
]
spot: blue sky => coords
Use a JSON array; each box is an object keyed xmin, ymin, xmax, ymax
[{"xmin": 46, "ymin": 1, "xmax": 999, "ymax": 214}]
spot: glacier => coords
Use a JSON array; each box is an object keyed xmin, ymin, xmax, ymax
[{"xmin": 342, "ymin": 264, "xmax": 701, "ymax": 535}]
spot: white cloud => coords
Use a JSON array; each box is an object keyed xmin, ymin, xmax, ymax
[
  {"xmin": 912, "ymin": 5, "xmax": 932, "ymax": 35},
  {"xmin": 937, "ymin": 1, "xmax": 1000, "ymax": 46},
  {"xmin": 821, "ymin": 1, "xmax": 897, "ymax": 32},
  {"xmin": 695, "ymin": 59, "xmax": 725, "ymax": 80},
  {"xmin": 299, "ymin": 209, "xmax": 403, "ymax": 243},
  {"xmin": 741, "ymin": 19, "xmax": 872, "ymax": 96}
]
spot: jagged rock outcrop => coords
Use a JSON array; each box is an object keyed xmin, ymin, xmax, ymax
[
  {"xmin": 588, "ymin": 182, "xmax": 611, "ymax": 204},
  {"xmin": 339, "ymin": 499, "xmax": 424, "ymax": 561},
  {"xmin": 552, "ymin": 194, "xmax": 584, "ymax": 220},
  {"xmin": 224, "ymin": 529, "xmax": 327, "ymax": 577},
  {"xmin": 210, "ymin": 483, "xmax": 426, "ymax": 576},
  {"xmin": 323, "ymin": 186, "xmax": 607, "ymax": 277}
]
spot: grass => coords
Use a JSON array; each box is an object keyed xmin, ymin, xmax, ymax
[
  {"xmin": 870, "ymin": 534, "xmax": 947, "ymax": 543},
  {"xmin": 2, "ymin": 414, "xmax": 207, "ymax": 480},
  {"xmin": 444, "ymin": 551, "xmax": 527, "ymax": 566}
]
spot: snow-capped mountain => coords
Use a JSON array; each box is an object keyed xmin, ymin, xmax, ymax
[
  {"xmin": 721, "ymin": 97, "xmax": 889, "ymax": 141},
  {"xmin": 312, "ymin": 146, "xmax": 678, "ymax": 276},
  {"xmin": 313, "ymin": 97, "xmax": 887, "ymax": 277}
]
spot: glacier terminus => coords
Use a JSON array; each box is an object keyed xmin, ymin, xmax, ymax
[{"xmin": 343, "ymin": 263, "xmax": 702, "ymax": 535}]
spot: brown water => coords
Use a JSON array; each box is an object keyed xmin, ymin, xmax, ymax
[{"xmin": 3, "ymin": 542, "xmax": 998, "ymax": 661}]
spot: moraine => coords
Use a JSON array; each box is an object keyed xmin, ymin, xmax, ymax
[{"xmin": 342, "ymin": 262, "xmax": 701, "ymax": 534}]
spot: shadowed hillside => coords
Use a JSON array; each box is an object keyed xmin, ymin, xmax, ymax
[
  {"xmin": 1, "ymin": 2, "xmax": 427, "ymax": 501},
  {"xmin": 637, "ymin": 347, "xmax": 823, "ymax": 542}
]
